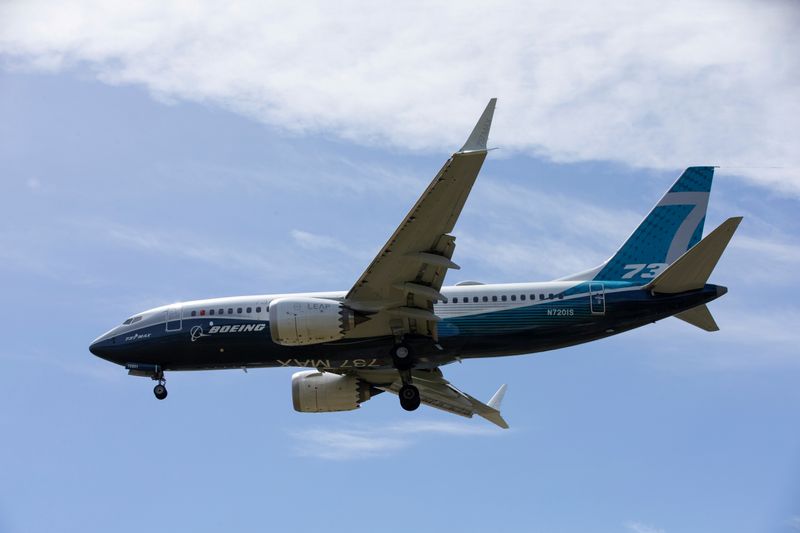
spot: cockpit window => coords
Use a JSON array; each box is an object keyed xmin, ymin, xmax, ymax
[
  {"xmin": 123, "ymin": 316, "xmax": 142, "ymax": 325},
  {"xmin": 123, "ymin": 318, "xmax": 133, "ymax": 325}
]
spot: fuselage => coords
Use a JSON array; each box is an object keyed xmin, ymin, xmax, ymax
[{"xmin": 89, "ymin": 279, "xmax": 726, "ymax": 373}]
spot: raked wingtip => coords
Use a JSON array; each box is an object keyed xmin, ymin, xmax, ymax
[{"xmin": 459, "ymin": 98, "xmax": 496, "ymax": 153}]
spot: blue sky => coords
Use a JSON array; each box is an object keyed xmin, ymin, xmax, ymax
[{"xmin": 1, "ymin": 3, "xmax": 799, "ymax": 533}]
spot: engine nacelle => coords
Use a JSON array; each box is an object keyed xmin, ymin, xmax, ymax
[
  {"xmin": 291, "ymin": 370, "xmax": 374, "ymax": 413},
  {"xmin": 268, "ymin": 297, "xmax": 354, "ymax": 346}
]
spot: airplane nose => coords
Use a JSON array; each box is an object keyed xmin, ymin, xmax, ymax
[
  {"xmin": 89, "ymin": 340, "xmax": 103, "ymax": 357},
  {"xmin": 716, "ymin": 285, "xmax": 728, "ymax": 297},
  {"xmin": 89, "ymin": 335, "xmax": 115, "ymax": 360}
]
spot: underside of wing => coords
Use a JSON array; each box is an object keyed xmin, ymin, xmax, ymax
[
  {"xmin": 345, "ymin": 99, "xmax": 496, "ymax": 341},
  {"xmin": 354, "ymin": 367, "xmax": 509, "ymax": 429}
]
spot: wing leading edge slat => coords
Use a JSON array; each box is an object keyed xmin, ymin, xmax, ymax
[{"xmin": 344, "ymin": 99, "xmax": 496, "ymax": 340}]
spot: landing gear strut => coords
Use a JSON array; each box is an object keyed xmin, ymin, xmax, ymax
[
  {"xmin": 152, "ymin": 370, "xmax": 168, "ymax": 400},
  {"xmin": 392, "ymin": 342, "xmax": 420, "ymax": 411}
]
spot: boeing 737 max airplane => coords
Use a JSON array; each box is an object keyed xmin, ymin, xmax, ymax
[{"xmin": 90, "ymin": 99, "xmax": 742, "ymax": 428}]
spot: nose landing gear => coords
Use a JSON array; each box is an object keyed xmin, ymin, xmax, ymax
[
  {"xmin": 125, "ymin": 363, "xmax": 170, "ymax": 401},
  {"xmin": 153, "ymin": 383, "xmax": 168, "ymax": 400},
  {"xmin": 151, "ymin": 369, "xmax": 168, "ymax": 400}
]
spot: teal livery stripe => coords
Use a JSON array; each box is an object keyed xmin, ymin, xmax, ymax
[{"xmin": 439, "ymin": 285, "xmax": 642, "ymax": 337}]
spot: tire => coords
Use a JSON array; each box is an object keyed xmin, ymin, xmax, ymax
[
  {"xmin": 154, "ymin": 384, "xmax": 168, "ymax": 400},
  {"xmin": 399, "ymin": 384, "xmax": 420, "ymax": 411},
  {"xmin": 394, "ymin": 345, "xmax": 410, "ymax": 359},
  {"xmin": 391, "ymin": 343, "xmax": 413, "ymax": 370}
]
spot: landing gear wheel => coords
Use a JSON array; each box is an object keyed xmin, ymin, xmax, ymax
[
  {"xmin": 153, "ymin": 383, "xmax": 168, "ymax": 400},
  {"xmin": 391, "ymin": 343, "xmax": 413, "ymax": 370},
  {"xmin": 399, "ymin": 384, "xmax": 420, "ymax": 411}
]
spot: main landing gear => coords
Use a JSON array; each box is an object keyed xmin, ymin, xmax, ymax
[
  {"xmin": 391, "ymin": 342, "xmax": 420, "ymax": 411},
  {"xmin": 399, "ymin": 383, "xmax": 420, "ymax": 411}
]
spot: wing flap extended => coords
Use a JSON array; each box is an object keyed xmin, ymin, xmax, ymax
[{"xmin": 364, "ymin": 368, "xmax": 509, "ymax": 429}]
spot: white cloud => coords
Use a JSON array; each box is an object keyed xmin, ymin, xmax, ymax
[
  {"xmin": 291, "ymin": 229, "xmax": 370, "ymax": 260},
  {"xmin": 1, "ymin": 1, "xmax": 798, "ymax": 192},
  {"xmin": 103, "ymin": 222, "xmax": 286, "ymax": 275},
  {"xmin": 455, "ymin": 178, "xmax": 641, "ymax": 280},
  {"xmin": 733, "ymin": 235, "xmax": 800, "ymax": 265},
  {"xmin": 625, "ymin": 521, "xmax": 665, "ymax": 533},
  {"xmin": 289, "ymin": 418, "xmax": 499, "ymax": 460}
]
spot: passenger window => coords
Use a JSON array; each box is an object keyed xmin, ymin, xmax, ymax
[
  {"xmin": 558, "ymin": 294, "xmax": 564, "ymax": 300},
  {"xmin": 490, "ymin": 295, "xmax": 496, "ymax": 302},
  {"xmin": 511, "ymin": 295, "xmax": 516, "ymax": 301},
  {"xmin": 237, "ymin": 307, "xmax": 242, "ymax": 313},
  {"xmin": 191, "ymin": 310, "xmax": 197, "ymax": 317},
  {"xmin": 530, "ymin": 294, "xmax": 535, "ymax": 300},
  {"xmin": 452, "ymin": 297, "xmax": 458, "ymax": 303},
  {"xmin": 247, "ymin": 307, "xmax": 252, "ymax": 313},
  {"xmin": 480, "ymin": 296, "xmax": 486, "ymax": 302},
  {"xmin": 228, "ymin": 308, "xmax": 233, "ymax": 314},
  {"xmin": 200, "ymin": 310, "xmax": 205, "ymax": 316},
  {"xmin": 539, "ymin": 294, "xmax": 545, "ymax": 300},
  {"xmin": 521, "ymin": 294, "xmax": 526, "ymax": 301},
  {"xmin": 549, "ymin": 294, "xmax": 554, "ymax": 300},
  {"xmin": 256, "ymin": 306, "xmax": 262, "ymax": 313},
  {"xmin": 473, "ymin": 297, "xmax": 478, "ymax": 303},
  {"xmin": 209, "ymin": 309, "xmax": 215, "ymax": 316},
  {"xmin": 501, "ymin": 295, "xmax": 507, "ymax": 301},
  {"xmin": 219, "ymin": 309, "xmax": 224, "ymax": 314}
]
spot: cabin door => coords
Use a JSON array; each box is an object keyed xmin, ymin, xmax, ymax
[
  {"xmin": 166, "ymin": 304, "xmax": 183, "ymax": 331},
  {"xmin": 589, "ymin": 283, "xmax": 606, "ymax": 315}
]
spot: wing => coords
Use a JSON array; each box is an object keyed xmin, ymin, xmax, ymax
[
  {"xmin": 345, "ymin": 99, "xmax": 496, "ymax": 341},
  {"xmin": 353, "ymin": 367, "xmax": 509, "ymax": 429}
]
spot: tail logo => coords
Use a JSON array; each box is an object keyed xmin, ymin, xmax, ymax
[{"xmin": 621, "ymin": 263, "xmax": 668, "ymax": 280}]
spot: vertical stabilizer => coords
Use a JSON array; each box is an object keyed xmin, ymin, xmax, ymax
[{"xmin": 576, "ymin": 167, "xmax": 714, "ymax": 284}]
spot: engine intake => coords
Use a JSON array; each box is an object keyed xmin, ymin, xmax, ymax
[
  {"xmin": 291, "ymin": 370, "xmax": 376, "ymax": 413},
  {"xmin": 268, "ymin": 297, "xmax": 354, "ymax": 346}
]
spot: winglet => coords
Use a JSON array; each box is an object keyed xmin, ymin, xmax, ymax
[
  {"xmin": 459, "ymin": 98, "xmax": 496, "ymax": 153},
  {"xmin": 472, "ymin": 384, "xmax": 509, "ymax": 429},
  {"xmin": 488, "ymin": 384, "xmax": 507, "ymax": 410}
]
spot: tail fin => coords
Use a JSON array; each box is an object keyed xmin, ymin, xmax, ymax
[
  {"xmin": 648, "ymin": 216, "xmax": 742, "ymax": 294},
  {"xmin": 675, "ymin": 304, "xmax": 719, "ymax": 331},
  {"xmin": 569, "ymin": 167, "xmax": 715, "ymax": 284}
]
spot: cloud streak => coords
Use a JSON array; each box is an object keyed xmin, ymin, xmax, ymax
[
  {"xmin": 289, "ymin": 419, "xmax": 501, "ymax": 460},
  {"xmin": 1, "ymin": 1, "xmax": 798, "ymax": 192},
  {"xmin": 625, "ymin": 521, "xmax": 665, "ymax": 533}
]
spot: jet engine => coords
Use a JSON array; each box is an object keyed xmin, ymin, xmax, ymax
[
  {"xmin": 268, "ymin": 297, "xmax": 354, "ymax": 346},
  {"xmin": 291, "ymin": 370, "xmax": 377, "ymax": 412}
]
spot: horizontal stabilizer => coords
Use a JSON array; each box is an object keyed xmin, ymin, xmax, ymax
[
  {"xmin": 675, "ymin": 304, "xmax": 719, "ymax": 331},
  {"xmin": 649, "ymin": 217, "xmax": 742, "ymax": 294}
]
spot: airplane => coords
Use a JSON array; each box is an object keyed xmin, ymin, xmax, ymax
[{"xmin": 89, "ymin": 98, "xmax": 742, "ymax": 428}]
